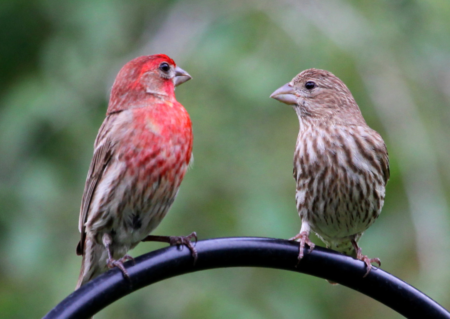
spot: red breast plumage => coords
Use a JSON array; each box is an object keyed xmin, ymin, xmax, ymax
[{"xmin": 76, "ymin": 54, "xmax": 193, "ymax": 289}]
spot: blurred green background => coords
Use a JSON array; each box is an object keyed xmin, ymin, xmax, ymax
[{"xmin": 1, "ymin": 0, "xmax": 450, "ymax": 318}]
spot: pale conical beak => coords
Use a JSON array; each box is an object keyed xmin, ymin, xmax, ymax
[
  {"xmin": 173, "ymin": 66, "xmax": 192, "ymax": 87},
  {"xmin": 270, "ymin": 83, "xmax": 298, "ymax": 105}
]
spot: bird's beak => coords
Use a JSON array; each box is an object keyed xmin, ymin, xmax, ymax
[
  {"xmin": 270, "ymin": 82, "xmax": 298, "ymax": 105},
  {"xmin": 173, "ymin": 66, "xmax": 192, "ymax": 87}
]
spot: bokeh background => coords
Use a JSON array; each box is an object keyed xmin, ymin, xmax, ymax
[{"xmin": 1, "ymin": 0, "xmax": 450, "ymax": 318}]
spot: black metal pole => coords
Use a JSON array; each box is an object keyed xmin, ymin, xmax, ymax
[{"xmin": 43, "ymin": 237, "xmax": 450, "ymax": 319}]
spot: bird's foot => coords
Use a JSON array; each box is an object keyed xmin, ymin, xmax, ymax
[
  {"xmin": 351, "ymin": 239, "xmax": 380, "ymax": 277},
  {"xmin": 290, "ymin": 231, "xmax": 315, "ymax": 266},
  {"xmin": 358, "ymin": 254, "xmax": 381, "ymax": 277},
  {"xmin": 142, "ymin": 232, "xmax": 198, "ymax": 264},
  {"xmin": 106, "ymin": 254, "xmax": 134, "ymax": 280}
]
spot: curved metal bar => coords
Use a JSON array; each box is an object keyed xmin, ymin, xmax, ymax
[{"xmin": 43, "ymin": 237, "xmax": 450, "ymax": 319}]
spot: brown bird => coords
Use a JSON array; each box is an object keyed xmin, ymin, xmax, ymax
[
  {"xmin": 271, "ymin": 69, "xmax": 389, "ymax": 276},
  {"xmin": 76, "ymin": 54, "xmax": 196, "ymax": 290}
]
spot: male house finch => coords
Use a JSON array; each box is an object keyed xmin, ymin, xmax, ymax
[
  {"xmin": 271, "ymin": 69, "xmax": 389, "ymax": 276},
  {"xmin": 76, "ymin": 54, "xmax": 195, "ymax": 289}
]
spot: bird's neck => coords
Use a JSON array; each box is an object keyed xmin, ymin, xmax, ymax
[
  {"xmin": 107, "ymin": 79, "xmax": 176, "ymax": 114},
  {"xmin": 107, "ymin": 91, "xmax": 175, "ymax": 115},
  {"xmin": 296, "ymin": 107, "xmax": 367, "ymax": 131}
]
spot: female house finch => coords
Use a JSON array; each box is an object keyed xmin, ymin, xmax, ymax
[
  {"xmin": 270, "ymin": 69, "xmax": 389, "ymax": 276},
  {"xmin": 76, "ymin": 54, "xmax": 195, "ymax": 289}
]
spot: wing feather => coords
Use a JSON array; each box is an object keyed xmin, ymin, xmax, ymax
[{"xmin": 77, "ymin": 116, "xmax": 117, "ymax": 255}]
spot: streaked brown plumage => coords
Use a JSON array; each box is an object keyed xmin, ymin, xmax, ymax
[{"xmin": 271, "ymin": 69, "xmax": 389, "ymax": 276}]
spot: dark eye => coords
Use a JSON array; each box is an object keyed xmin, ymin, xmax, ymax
[
  {"xmin": 305, "ymin": 81, "xmax": 316, "ymax": 90},
  {"xmin": 159, "ymin": 62, "xmax": 170, "ymax": 73}
]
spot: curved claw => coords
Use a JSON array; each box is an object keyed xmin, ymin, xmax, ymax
[
  {"xmin": 103, "ymin": 233, "xmax": 133, "ymax": 282},
  {"xmin": 121, "ymin": 254, "xmax": 136, "ymax": 265},
  {"xmin": 142, "ymin": 232, "xmax": 198, "ymax": 265},
  {"xmin": 107, "ymin": 256, "xmax": 132, "ymax": 281},
  {"xmin": 169, "ymin": 232, "xmax": 198, "ymax": 265},
  {"xmin": 360, "ymin": 256, "xmax": 381, "ymax": 277},
  {"xmin": 351, "ymin": 239, "xmax": 381, "ymax": 277},
  {"xmin": 290, "ymin": 231, "xmax": 315, "ymax": 267}
]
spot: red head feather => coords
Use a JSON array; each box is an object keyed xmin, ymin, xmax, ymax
[{"xmin": 107, "ymin": 54, "xmax": 178, "ymax": 114}]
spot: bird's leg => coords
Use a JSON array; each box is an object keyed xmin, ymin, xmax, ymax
[
  {"xmin": 103, "ymin": 233, "xmax": 133, "ymax": 280},
  {"xmin": 142, "ymin": 232, "xmax": 198, "ymax": 264},
  {"xmin": 290, "ymin": 223, "xmax": 315, "ymax": 266},
  {"xmin": 351, "ymin": 239, "xmax": 381, "ymax": 277}
]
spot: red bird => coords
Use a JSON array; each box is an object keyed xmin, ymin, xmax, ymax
[{"xmin": 76, "ymin": 54, "xmax": 195, "ymax": 289}]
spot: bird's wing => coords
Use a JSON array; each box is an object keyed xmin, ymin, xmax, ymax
[
  {"xmin": 380, "ymin": 143, "xmax": 390, "ymax": 184},
  {"xmin": 77, "ymin": 116, "xmax": 116, "ymax": 255},
  {"xmin": 369, "ymin": 127, "xmax": 390, "ymax": 185}
]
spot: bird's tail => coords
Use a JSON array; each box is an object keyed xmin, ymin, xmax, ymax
[
  {"xmin": 75, "ymin": 240, "xmax": 103, "ymax": 290},
  {"xmin": 76, "ymin": 249, "xmax": 102, "ymax": 319},
  {"xmin": 76, "ymin": 254, "xmax": 89, "ymax": 290}
]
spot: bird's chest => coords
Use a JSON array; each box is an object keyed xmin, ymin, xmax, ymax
[
  {"xmin": 109, "ymin": 116, "xmax": 192, "ymax": 247},
  {"xmin": 294, "ymin": 130, "xmax": 380, "ymax": 239},
  {"xmin": 123, "ymin": 119, "xmax": 190, "ymax": 173}
]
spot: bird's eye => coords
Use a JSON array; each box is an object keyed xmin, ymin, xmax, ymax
[
  {"xmin": 305, "ymin": 81, "xmax": 316, "ymax": 90},
  {"xmin": 159, "ymin": 62, "xmax": 171, "ymax": 73}
]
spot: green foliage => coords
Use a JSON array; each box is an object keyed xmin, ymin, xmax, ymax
[{"xmin": 1, "ymin": 1, "xmax": 450, "ymax": 318}]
